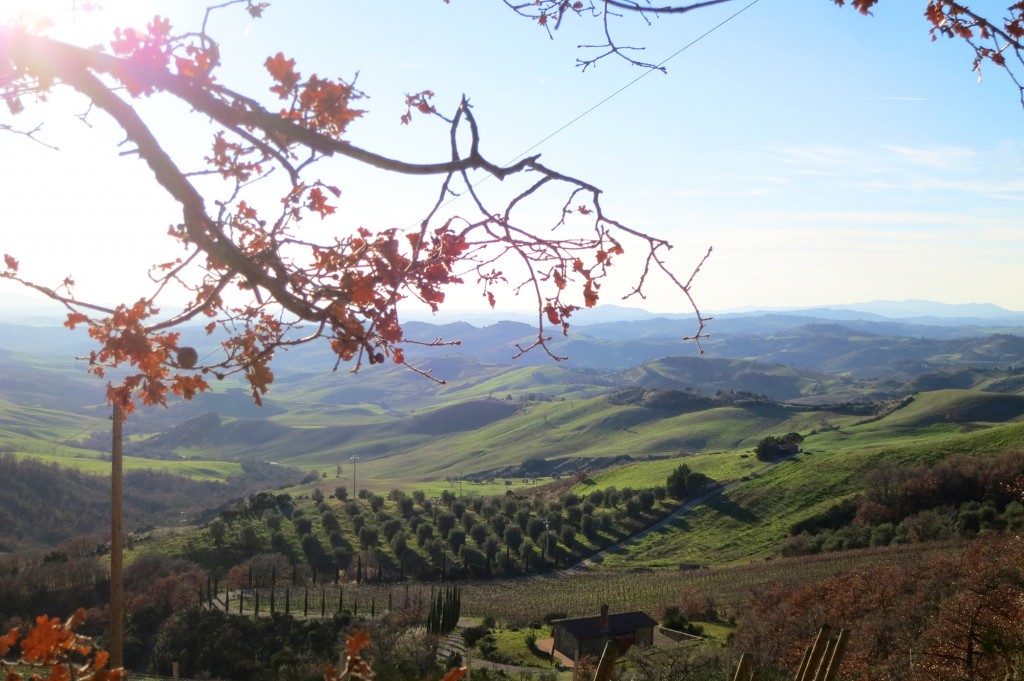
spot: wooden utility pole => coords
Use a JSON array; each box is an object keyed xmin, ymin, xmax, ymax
[{"xmin": 110, "ymin": 401, "xmax": 124, "ymax": 667}]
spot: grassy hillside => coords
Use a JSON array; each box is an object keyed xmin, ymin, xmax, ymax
[
  {"xmin": 351, "ymin": 398, "xmax": 819, "ymax": 482},
  {"xmin": 124, "ymin": 384, "xmax": 1024, "ymax": 574},
  {"xmin": 5, "ymin": 319, "xmax": 1024, "ymax": 567},
  {"xmin": 593, "ymin": 394, "xmax": 1024, "ymax": 567}
]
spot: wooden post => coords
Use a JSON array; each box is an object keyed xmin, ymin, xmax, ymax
[
  {"xmin": 811, "ymin": 639, "xmax": 836, "ymax": 681},
  {"xmin": 798, "ymin": 626, "xmax": 831, "ymax": 681},
  {"xmin": 821, "ymin": 629, "xmax": 850, "ymax": 681},
  {"xmin": 732, "ymin": 652, "xmax": 753, "ymax": 681},
  {"xmin": 110, "ymin": 401, "xmax": 124, "ymax": 668},
  {"xmin": 793, "ymin": 646, "xmax": 812, "ymax": 681}
]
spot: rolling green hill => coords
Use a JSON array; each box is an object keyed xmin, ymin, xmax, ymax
[
  {"xmin": 587, "ymin": 394, "xmax": 1024, "ymax": 567},
  {"xmin": 4, "ymin": 312, "xmax": 1024, "ymax": 563}
]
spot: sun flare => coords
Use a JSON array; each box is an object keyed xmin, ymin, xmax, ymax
[{"xmin": 1, "ymin": 0, "xmax": 156, "ymax": 44}]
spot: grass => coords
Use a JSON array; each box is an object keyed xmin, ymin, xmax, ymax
[
  {"xmin": 572, "ymin": 450, "xmax": 762, "ymax": 494},
  {"xmin": 480, "ymin": 627, "xmax": 554, "ymax": 668},
  {"xmin": 353, "ymin": 400, "xmax": 801, "ymax": 482},
  {"xmin": 12, "ymin": 377, "xmax": 1024, "ymax": 569},
  {"xmin": 595, "ymin": 411, "xmax": 1024, "ymax": 568},
  {"xmin": 13, "ymin": 451, "xmax": 242, "ymax": 481}
]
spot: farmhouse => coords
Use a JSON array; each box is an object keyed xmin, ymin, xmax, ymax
[{"xmin": 549, "ymin": 605, "xmax": 658, "ymax": 662}]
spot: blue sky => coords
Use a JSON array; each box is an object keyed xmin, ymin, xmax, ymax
[{"xmin": 1, "ymin": 0, "xmax": 1021, "ymax": 317}]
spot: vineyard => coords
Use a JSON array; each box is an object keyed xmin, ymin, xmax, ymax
[{"xmin": 214, "ymin": 541, "xmax": 960, "ymax": 627}]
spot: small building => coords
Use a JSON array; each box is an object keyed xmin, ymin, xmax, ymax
[{"xmin": 550, "ymin": 605, "xmax": 658, "ymax": 662}]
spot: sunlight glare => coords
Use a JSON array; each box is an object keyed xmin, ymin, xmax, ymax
[{"xmin": 1, "ymin": 0, "xmax": 157, "ymax": 44}]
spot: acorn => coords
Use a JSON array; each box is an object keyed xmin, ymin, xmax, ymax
[{"xmin": 177, "ymin": 346, "xmax": 199, "ymax": 369}]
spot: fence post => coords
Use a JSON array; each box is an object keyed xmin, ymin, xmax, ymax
[
  {"xmin": 811, "ymin": 639, "xmax": 836, "ymax": 681},
  {"xmin": 821, "ymin": 629, "xmax": 849, "ymax": 681},
  {"xmin": 798, "ymin": 626, "xmax": 831, "ymax": 681},
  {"xmin": 732, "ymin": 652, "xmax": 753, "ymax": 681},
  {"xmin": 793, "ymin": 646, "xmax": 812, "ymax": 681}
]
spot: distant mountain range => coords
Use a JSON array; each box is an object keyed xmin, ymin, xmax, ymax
[
  {"xmin": 3, "ymin": 298, "xmax": 1024, "ymax": 376},
  {"xmin": 2, "ymin": 291, "xmax": 1022, "ymax": 327}
]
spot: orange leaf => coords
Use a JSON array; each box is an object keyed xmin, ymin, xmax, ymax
[
  {"xmin": 45, "ymin": 664, "xmax": 69, "ymax": 681},
  {"xmin": 545, "ymin": 305, "xmax": 560, "ymax": 325},
  {"xmin": 64, "ymin": 313, "xmax": 89, "ymax": 330},
  {"xmin": 265, "ymin": 52, "xmax": 300, "ymax": 97},
  {"xmin": 348, "ymin": 277, "xmax": 376, "ymax": 306},
  {"xmin": 346, "ymin": 629, "xmax": 370, "ymax": 657},
  {"xmin": 0, "ymin": 627, "xmax": 18, "ymax": 656},
  {"xmin": 439, "ymin": 667, "xmax": 466, "ymax": 681},
  {"xmin": 3, "ymin": 254, "xmax": 17, "ymax": 272}
]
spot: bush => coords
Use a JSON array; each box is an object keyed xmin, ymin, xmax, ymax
[{"xmin": 462, "ymin": 624, "xmax": 489, "ymax": 648}]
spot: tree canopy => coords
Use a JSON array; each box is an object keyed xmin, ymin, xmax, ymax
[{"xmin": 0, "ymin": 1, "xmax": 710, "ymax": 413}]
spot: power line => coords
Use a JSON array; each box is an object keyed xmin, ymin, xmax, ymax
[
  {"xmin": 503, "ymin": 0, "xmax": 763, "ymax": 166},
  {"xmin": 35, "ymin": 412, "xmax": 110, "ymax": 458},
  {"xmin": 420, "ymin": 0, "xmax": 762, "ymax": 221}
]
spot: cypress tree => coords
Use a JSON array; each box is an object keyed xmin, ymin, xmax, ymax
[
  {"xmin": 321, "ymin": 589, "xmax": 326, "ymax": 617},
  {"xmin": 254, "ymin": 588, "xmax": 260, "ymax": 616},
  {"xmin": 303, "ymin": 586, "xmax": 309, "ymax": 617},
  {"xmin": 442, "ymin": 587, "xmax": 450, "ymax": 632},
  {"xmin": 338, "ymin": 587, "xmax": 343, "ymax": 614},
  {"xmin": 285, "ymin": 587, "xmax": 290, "ymax": 614},
  {"xmin": 270, "ymin": 585, "xmax": 276, "ymax": 613},
  {"xmin": 427, "ymin": 593, "xmax": 437, "ymax": 634}
]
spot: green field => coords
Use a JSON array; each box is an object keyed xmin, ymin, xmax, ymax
[{"xmin": 8, "ymin": 364, "xmax": 1024, "ymax": 566}]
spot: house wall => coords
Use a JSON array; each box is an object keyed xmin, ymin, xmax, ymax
[
  {"xmin": 579, "ymin": 637, "xmax": 607, "ymax": 659},
  {"xmin": 634, "ymin": 626, "xmax": 654, "ymax": 647},
  {"xmin": 552, "ymin": 628, "xmax": 580, "ymax": 660}
]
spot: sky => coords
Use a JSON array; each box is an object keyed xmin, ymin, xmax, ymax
[{"xmin": 1, "ymin": 0, "xmax": 1022, "ymax": 319}]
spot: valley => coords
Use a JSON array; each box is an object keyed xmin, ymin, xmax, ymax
[{"xmin": 2, "ymin": 302, "xmax": 1024, "ymax": 680}]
